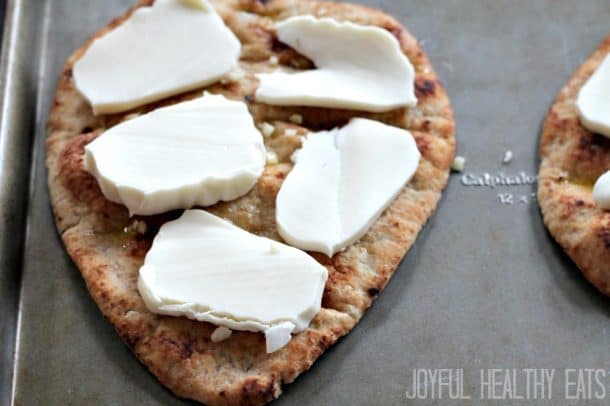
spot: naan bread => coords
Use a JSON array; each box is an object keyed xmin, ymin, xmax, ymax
[
  {"xmin": 539, "ymin": 35, "xmax": 610, "ymax": 296},
  {"xmin": 46, "ymin": 0, "xmax": 455, "ymax": 404}
]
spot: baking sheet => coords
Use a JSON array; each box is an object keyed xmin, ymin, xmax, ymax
[
  {"xmin": 4, "ymin": 0, "xmax": 610, "ymax": 404},
  {"xmin": 0, "ymin": 1, "xmax": 44, "ymax": 406}
]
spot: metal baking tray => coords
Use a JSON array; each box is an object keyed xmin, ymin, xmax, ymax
[{"xmin": 3, "ymin": 0, "xmax": 610, "ymax": 404}]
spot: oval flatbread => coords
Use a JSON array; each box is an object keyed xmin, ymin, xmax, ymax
[
  {"xmin": 45, "ymin": 0, "xmax": 455, "ymax": 404},
  {"xmin": 538, "ymin": 35, "xmax": 610, "ymax": 295}
]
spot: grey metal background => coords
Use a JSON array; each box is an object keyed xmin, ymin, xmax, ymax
[{"xmin": 2, "ymin": 0, "xmax": 610, "ymax": 405}]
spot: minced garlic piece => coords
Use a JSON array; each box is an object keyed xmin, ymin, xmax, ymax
[
  {"xmin": 266, "ymin": 150, "xmax": 279, "ymax": 165},
  {"xmin": 451, "ymin": 156, "xmax": 466, "ymax": 172},
  {"xmin": 221, "ymin": 68, "xmax": 245, "ymax": 84},
  {"xmin": 258, "ymin": 122, "xmax": 275, "ymax": 137},
  {"xmin": 180, "ymin": 0, "xmax": 209, "ymax": 10},
  {"xmin": 123, "ymin": 113, "xmax": 140, "ymax": 122},
  {"xmin": 289, "ymin": 114, "xmax": 303, "ymax": 124},
  {"xmin": 211, "ymin": 326, "xmax": 232, "ymax": 343},
  {"xmin": 123, "ymin": 219, "xmax": 147, "ymax": 235}
]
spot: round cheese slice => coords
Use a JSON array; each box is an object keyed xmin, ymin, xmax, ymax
[
  {"xmin": 256, "ymin": 15, "xmax": 417, "ymax": 112},
  {"xmin": 73, "ymin": 0, "xmax": 240, "ymax": 115},
  {"xmin": 84, "ymin": 94, "xmax": 266, "ymax": 216},
  {"xmin": 276, "ymin": 118, "xmax": 421, "ymax": 257},
  {"xmin": 138, "ymin": 210, "xmax": 328, "ymax": 353}
]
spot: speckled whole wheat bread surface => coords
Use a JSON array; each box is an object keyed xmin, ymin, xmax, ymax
[
  {"xmin": 538, "ymin": 34, "xmax": 610, "ymax": 297},
  {"xmin": 45, "ymin": 0, "xmax": 455, "ymax": 404}
]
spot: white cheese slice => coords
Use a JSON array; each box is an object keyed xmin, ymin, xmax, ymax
[
  {"xmin": 576, "ymin": 54, "xmax": 610, "ymax": 138},
  {"xmin": 84, "ymin": 94, "xmax": 266, "ymax": 216},
  {"xmin": 593, "ymin": 171, "xmax": 610, "ymax": 210},
  {"xmin": 276, "ymin": 118, "xmax": 421, "ymax": 256},
  {"xmin": 255, "ymin": 15, "xmax": 417, "ymax": 112},
  {"xmin": 138, "ymin": 210, "xmax": 328, "ymax": 353},
  {"xmin": 73, "ymin": 0, "xmax": 240, "ymax": 115}
]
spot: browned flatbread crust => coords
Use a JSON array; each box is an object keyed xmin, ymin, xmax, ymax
[
  {"xmin": 45, "ymin": 0, "xmax": 455, "ymax": 404},
  {"xmin": 539, "ymin": 35, "xmax": 610, "ymax": 296}
]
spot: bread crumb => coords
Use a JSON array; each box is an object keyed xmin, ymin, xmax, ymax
[
  {"xmin": 284, "ymin": 129, "xmax": 298, "ymax": 137},
  {"xmin": 289, "ymin": 114, "xmax": 303, "ymax": 124},
  {"xmin": 502, "ymin": 150, "xmax": 513, "ymax": 164},
  {"xmin": 258, "ymin": 122, "xmax": 275, "ymax": 138},
  {"xmin": 269, "ymin": 55, "xmax": 279, "ymax": 66},
  {"xmin": 451, "ymin": 156, "xmax": 466, "ymax": 172},
  {"xmin": 266, "ymin": 150, "xmax": 279, "ymax": 165},
  {"xmin": 211, "ymin": 327, "xmax": 232, "ymax": 343}
]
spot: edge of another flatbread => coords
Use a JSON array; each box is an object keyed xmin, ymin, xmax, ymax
[
  {"xmin": 45, "ymin": 0, "xmax": 455, "ymax": 404},
  {"xmin": 538, "ymin": 35, "xmax": 610, "ymax": 296}
]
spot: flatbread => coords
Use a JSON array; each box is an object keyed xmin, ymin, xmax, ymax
[
  {"xmin": 538, "ymin": 35, "xmax": 610, "ymax": 296},
  {"xmin": 45, "ymin": 0, "xmax": 455, "ymax": 404}
]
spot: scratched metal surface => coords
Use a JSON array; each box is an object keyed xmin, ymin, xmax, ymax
[{"xmin": 5, "ymin": 0, "xmax": 610, "ymax": 405}]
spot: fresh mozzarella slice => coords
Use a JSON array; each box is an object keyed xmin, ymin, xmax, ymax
[
  {"xmin": 255, "ymin": 15, "xmax": 417, "ymax": 112},
  {"xmin": 73, "ymin": 0, "xmax": 240, "ymax": 115},
  {"xmin": 84, "ymin": 94, "xmax": 266, "ymax": 216},
  {"xmin": 576, "ymin": 54, "xmax": 610, "ymax": 138},
  {"xmin": 276, "ymin": 118, "xmax": 420, "ymax": 256},
  {"xmin": 593, "ymin": 171, "xmax": 610, "ymax": 210},
  {"xmin": 138, "ymin": 210, "xmax": 328, "ymax": 353}
]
